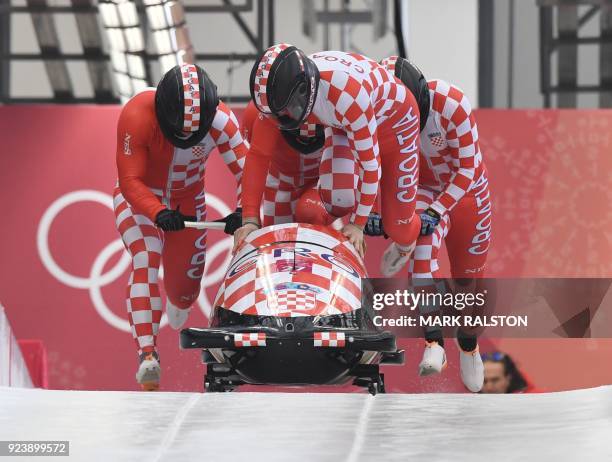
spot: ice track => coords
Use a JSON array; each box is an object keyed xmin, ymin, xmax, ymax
[{"xmin": 1, "ymin": 386, "xmax": 611, "ymax": 461}]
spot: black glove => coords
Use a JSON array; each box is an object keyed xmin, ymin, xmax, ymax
[
  {"xmin": 215, "ymin": 208, "xmax": 243, "ymax": 235},
  {"xmin": 364, "ymin": 212, "xmax": 387, "ymax": 237},
  {"xmin": 155, "ymin": 207, "xmax": 196, "ymax": 232}
]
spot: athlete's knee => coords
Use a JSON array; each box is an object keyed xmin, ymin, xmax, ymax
[
  {"xmin": 166, "ymin": 288, "xmax": 200, "ymax": 310},
  {"xmin": 383, "ymin": 214, "xmax": 421, "ymax": 247},
  {"xmin": 295, "ymin": 188, "xmax": 335, "ymax": 225},
  {"xmin": 318, "ymin": 184, "xmax": 355, "ymax": 218},
  {"xmin": 323, "ymin": 200, "xmax": 353, "ymax": 218},
  {"xmin": 385, "ymin": 227, "xmax": 412, "ymax": 247}
]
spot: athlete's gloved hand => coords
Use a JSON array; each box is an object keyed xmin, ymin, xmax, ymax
[
  {"xmin": 215, "ymin": 208, "xmax": 243, "ymax": 235},
  {"xmin": 420, "ymin": 208, "xmax": 441, "ymax": 236},
  {"xmin": 155, "ymin": 207, "xmax": 196, "ymax": 232},
  {"xmin": 364, "ymin": 212, "xmax": 387, "ymax": 237}
]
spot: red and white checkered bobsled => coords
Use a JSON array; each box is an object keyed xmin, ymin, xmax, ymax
[{"xmin": 180, "ymin": 223, "xmax": 404, "ymax": 394}]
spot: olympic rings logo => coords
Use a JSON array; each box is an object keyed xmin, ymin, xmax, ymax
[{"xmin": 36, "ymin": 190, "xmax": 233, "ymax": 332}]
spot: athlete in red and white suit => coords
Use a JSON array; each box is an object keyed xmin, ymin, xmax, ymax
[
  {"xmin": 378, "ymin": 57, "xmax": 492, "ymax": 392},
  {"xmin": 239, "ymin": 101, "xmax": 336, "ymax": 228},
  {"xmin": 410, "ymin": 89, "xmax": 491, "ymax": 279},
  {"xmin": 246, "ymin": 45, "xmax": 422, "ymax": 258},
  {"xmin": 114, "ymin": 71, "xmax": 245, "ymax": 389},
  {"xmin": 380, "ymin": 59, "xmax": 492, "ymax": 280}
]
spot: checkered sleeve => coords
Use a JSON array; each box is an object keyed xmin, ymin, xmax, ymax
[
  {"xmin": 116, "ymin": 94, "xmax": 166, "ymax": 222},
  {"xmin": 323, "ymin": 70, "xmax": 380, "ymax": 227},
  {"xmin": 209, "ymin": 101, "xmax": 247, "ymax": 205},
  {"xmin": 430, "ymin": 80, "xmax": 480, "ymax": 216}
]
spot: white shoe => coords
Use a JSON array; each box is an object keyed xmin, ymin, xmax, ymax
[
  {"xmin": 459, "ymin": 347, "xmax": 484, "ymax": 392},
  {"xmin": 136, "ymin": 351, "xmax": 160, "ymax": 391},
  {"xmin": 166, "ymin": 299, "xmax": 191, "ymax": 330},
  {"xmin": 381, "ymin": 243, "xmax": 414, "ymax": 277},
  {"xmin": 418, "ymin": 341, "xmax": 447, "ymax": 376}
]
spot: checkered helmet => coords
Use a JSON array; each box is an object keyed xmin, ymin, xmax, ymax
[
  {"xmin": 155, "ymin": 63, "xmax": 219, "ymax": 149},
  {"xmin": 380, "ymin": 56, "xmax": 430, "ymax": 131},
  {"xmin": 249, "ymin": 43, "xmax": 320, "ymax": 130}
]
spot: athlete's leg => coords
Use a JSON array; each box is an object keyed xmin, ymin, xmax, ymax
[
  {"xmin": 445, "ymin": 170, "xmax": 492, "ymax": 278},
  {"xmin": 162, "ymin": 188, "xmax": 208, "ymax": 311},
  {"xmin": 378, "ymin": 182, "xmax": 452, "ymax": 377},
  {"xmin": 405, "ymin": 189, "xmax": 451, "ymax": 375},
  {"xmin": 444, "ymin": 171, "xmax": 491, "ymax": 392},
  {"xmin": 407, "ymin": 189, "xmax": 484, "ymax": 390},
  {"xmin": 409, "ymin": 189, "xmax": 451, "ymax": 279},
  {"xmin": 294, "ymin": 186, "xmax": 336, "ymax": 226},
  {"xmin": 377, "ymin": 102, "xmax": 423, "ymax": 279},
  {"xmin": 381, "ymin": 188, "xmax": 442, "ymax": 277},
  {"xmin": 114, "ymin": 188, "xmax": 164, "ymax": 390},
  {"xmin": 377, "ymin": 103, "xmax": 421, "ymax": 250},
  {"xmin": 113, "ymin": 188, "xmax": 163, "ymax": 356},
  {"xmin": 262, "ymin": 167, "xmax": 297, "ymax": 226}
]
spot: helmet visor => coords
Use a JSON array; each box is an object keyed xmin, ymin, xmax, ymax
[
  {"xmin": 285, "ymin": 82, "xmax": 308, "ymax": 119},
  {"xmin": 275, "ymin": 79, "xmax": 314, "ymax": 130}
]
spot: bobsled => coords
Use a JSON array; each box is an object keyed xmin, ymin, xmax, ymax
[{"xmin": 180, "ymin": 223, "xmax": 404, "ymax": 394}]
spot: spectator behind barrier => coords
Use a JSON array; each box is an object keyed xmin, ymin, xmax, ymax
[{"xmin": 481, "ymin": 351, "xmax": 540, "ymax": 394}]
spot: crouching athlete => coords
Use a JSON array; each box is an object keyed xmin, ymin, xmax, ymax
[
  {"xmin": 232, "ymin": 101, "xmax": 336, "ymax": 252},
  {"xmin": 246, "ymin": 44, "xmax": 423, "ymax": 259},
  {"xmin": 365, "ymin": 56, "xmax": 492, "ymax": 392}
]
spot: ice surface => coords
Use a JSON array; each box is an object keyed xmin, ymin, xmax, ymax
[{"xmin": 1, "ymin": 386, "xmax": 611, "ymax": 461}]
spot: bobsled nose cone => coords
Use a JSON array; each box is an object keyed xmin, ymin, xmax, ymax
[{"xmin": 166, "ymin": 300, "xmax": 192, "ymax": 330}]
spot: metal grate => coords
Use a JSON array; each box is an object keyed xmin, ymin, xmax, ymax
[
  {"xmin": 0, "ymin": 0, "xmax": 275, "ymax": 104},
  {"xmin": 538, "ymin": 0, "xmax": 612, "ymax": 108}
]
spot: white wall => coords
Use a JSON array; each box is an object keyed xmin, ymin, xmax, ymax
[{"xmin": 405, "ymin": 0, "xmax": 479, "ymax": 106}]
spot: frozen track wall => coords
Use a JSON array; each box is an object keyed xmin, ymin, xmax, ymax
[
  {"xmin": 0, "ymin": 304, "xmax": 32, "ymax": 388},
  {"xmin": 1, "ymin": 386, "xmax": 611, "ymax": 461}
]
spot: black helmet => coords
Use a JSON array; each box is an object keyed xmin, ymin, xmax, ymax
[
  {"xmin": 250, "ymin": 43, "xmax": 319, "ymax": 130},
  {"xmin": 155, "ymin": 63, "xmax": 219, "ymax": 149},
  {"xmin": 380, "ymin": 56, "xmax": 429, "ymax": 131},
  {"xmin": 280, "ymin": 122, "xmax": 325, "ymax": 154}
]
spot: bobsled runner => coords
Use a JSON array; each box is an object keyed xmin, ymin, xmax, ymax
[{"xmin": 180, "ymin": 223, "xmax": 404, "ymax": 395}]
